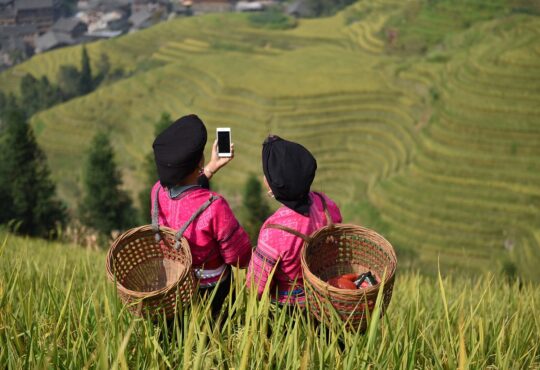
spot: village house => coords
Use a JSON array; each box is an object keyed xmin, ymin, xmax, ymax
[
  {"xmin": 0, "ymin": 0, "xmax": 61, "ymax": 31},
  {"xmin": 171, "ymin": 2, "xmax": 191, "ymax": 15},
  {"xmin": 76, "ymin": 0, "xmax": 131, "ymax": 36},
  {"xmin": 15, "ymin": 0, "xmax": 61, "ymax": 32},
  {"xmin": 190, "ymin": 0, "xmax": 233, "ymax": 14},
  {"xmin": 0, "ymin": 0, "xmax": 62, "ymax": 64},
  {"xmin": 287, "ymin": 0, "xmax": 310, "ymax": 18},
  {"xmin": 0, "ymin": 22, "xmax": 37, "ymax": 47},
  {"xmin": 128, "ymin": 8, "xmax": 155, "ymax": 31},
  {"xmin": 35, "ymin": 16, "xmax": 87, "ymax": 53},
  {"xmin": 77, "ymin": 0, "xmax": 131, "ymax": 14},
  {"xmin": 34, "ymin": 29, "xmax": 74, "ymax": 53},
  {"xmin": 0, "ymin": 23, "xmax": 37, "ymax": 66},
  {"xmin": 52, "ymin": 16, "xmax": 87, "ymax": 38},
  {"xmin": 132, "ymin": 0, "xmax": 169, "ymax": 14},
  {"xmin": 235, "ymin": 1, "xmax": 265, "ymax": 12},
  {"xmin": 0, "ymin": 0, "xmax": 288, "ymax": 69},
  {"xmin": 0, "ymin": 0, "xmax": 16, "ymax": 26}
]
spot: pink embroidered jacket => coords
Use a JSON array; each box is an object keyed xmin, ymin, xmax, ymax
[
  {"xmin": 246, "ymin": 192, "xmax": 342, "ymax": 305},
  {"xmin": 151, "ymin": 182, "xmax": 252, "ymax": 287}
]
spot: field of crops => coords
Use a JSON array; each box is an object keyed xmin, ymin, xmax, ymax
[
  {"xmin": 0, "ymin": 0, "xmax": 539, "ymax": 280},
  {"xmin": 1, "ymin": 233, "xmax": 539, "ymax": 368}
]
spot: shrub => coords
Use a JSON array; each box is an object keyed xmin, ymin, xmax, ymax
[{"xmin": 249, "ymin": 8, "xmax": 297, "ymax": 30}]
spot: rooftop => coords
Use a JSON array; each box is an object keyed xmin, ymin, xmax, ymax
[
  {"xmin": 128, "ymin": 9, "xmax": 152, "ymax": 27},
  {"xmin": 0, "ymin": 23, "xmax": 37, "ymax": 36},
  {"xmin": 52, "ymin": 17, "xmax": 85, "ymax": 33},
  {"xmin": 15, "ymin": 0, "xmax": 57, "ymax": 10},
  {"xmin": 236, "ymin": 1, "xmax": 264, "ymax": 11},
  {"xmin": 83, "ymin": 0, "xmax": 130, "ymax": 12},
  {"xmin": 35, "ymin": 29, "xmax": 73, "ymax": 52},
  {"xmin": 287, "ymin": 0, "xmax": 310, "ymax": 17},
  {"xmin": 0, "ymin": 8, "xmax": 15, "ymax": 19}
]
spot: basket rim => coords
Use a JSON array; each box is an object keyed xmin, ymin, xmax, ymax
[
  {"xmin": 106, "ymin": 224, "xmax": 193, "ymax": 298},
  {"xmin": 300, "ymin": 223, "xmax": 397, "ymax": 296}
]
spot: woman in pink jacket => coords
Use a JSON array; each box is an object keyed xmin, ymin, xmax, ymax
[
  {"xmin": 152, "ymin": 114, "xmax": 252, "ymax": 316},
  {"xmin": 247, "ymin": 135, "xmax": 342, "ymax": 307}
]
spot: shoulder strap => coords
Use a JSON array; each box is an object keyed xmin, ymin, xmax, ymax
[
  {"xmin": 264, "ymin": 192, "xmax": 334, "ymax": 242},
  {"xmin": 313, "ymin": 192, "xmax": 333, "ymax": 228},
  {"xmin": 265, "ymin": 224, "xmax": 311, "ymax": 243},
  {"xmin": 151, "ymin": 186, "xmax": 162, "ymax": 242},
  {"xmin": 174, "ymin": 194, "xmax": 220, "ymax": 250}
]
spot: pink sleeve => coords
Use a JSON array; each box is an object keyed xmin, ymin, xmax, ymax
[
  {"xmin": 246, "ymin": 227, "xmax": 280, "ymax": 297},
  {"xmin": 211, "ymin": 197, "xmax": 252, "ymax": 268}
]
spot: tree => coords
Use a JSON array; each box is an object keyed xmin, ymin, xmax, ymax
[
  {"xmin": 37, "ymin": 76, "xmax": 62, "ymax": 108},
  {"xmin": 138, "ymin": 112, "xmax": 172, "ymax": 222},
  {"xmin": 0, "ymin": 92, "xmax": 19, "ymax": 124},
  {"xmin": 94, "ymin": 53, "xmax": 111, "ymax": 86},
  {"xmin": 58, "ymin": 65, "xmax": 81, "ymax": 99},
  {"xmin": 59, "ymin": 0, "xmax": 78, "ymax": 16},
  {"xmin": 0, "ymin": 92, "xmax": 10, "ymax": 120},
  {"xmin": 242, "ymin": 173, "xmax": 271, "ymax": 244},
  {"xmin": 0, "ymin": 108, "xmax": 66, "ymax": 237},
  {"xmin": 20, "ymin": 74, "xmax": 40, "ymax": 115},
  {"xmin": 19, "ymin": 74, "xmax": 62, "ymax": 116},
  {"xmin": 304, "ymin": 0, "xmax": 356, "ymax": 17},
  {"xmin": 79, "ymin": 132, "xmax": 136, "ymax": 237},
  {"xmin": 79, "ymin": 46, "xmax": 93, "ymax": 95}
]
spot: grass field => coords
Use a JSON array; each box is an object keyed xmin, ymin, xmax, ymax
[
  {"xmin": 1, "ymin": 233, "xmax": 539, "ymax": 368},
  {"xmin": 0, "ymin": 1, "xmax": 539, "ymax": 280}
]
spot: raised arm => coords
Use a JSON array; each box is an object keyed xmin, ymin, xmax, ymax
[{"xmin": 203, "ymin": 139, "xmax": 234, "ymax": 181}]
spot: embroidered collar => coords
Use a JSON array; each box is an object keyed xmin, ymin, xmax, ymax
[{"xmin": 168, "ymin": 184, "xmax": 200, "ymax": 199}]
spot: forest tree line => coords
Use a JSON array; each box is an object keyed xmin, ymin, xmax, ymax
[{"xmin": 0, "ymin": 47, "xmax": 270, "ymax": 245}]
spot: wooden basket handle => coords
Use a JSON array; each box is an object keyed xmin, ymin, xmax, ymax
[{"xmin": 151, "ymin": 186, "xmax": 162, "ymax": 242}]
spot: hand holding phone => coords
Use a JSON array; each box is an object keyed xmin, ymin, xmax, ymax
[
  {"xmin": 217, "ymin": 128, "xmax": 232, "ymax": 157},
  {"xmin": 203, "ymin": 128, "xmax": 234, "ymax": 179}
]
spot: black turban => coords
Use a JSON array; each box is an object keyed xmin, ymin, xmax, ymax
[
  {"xmin": 262, "ymin": 135, "xmax": 317, "ymax": 216},
  {"xmin": 153, "ymin": 114, "xmax": 207, "ymax": 187}
]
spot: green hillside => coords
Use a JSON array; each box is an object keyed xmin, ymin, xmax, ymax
[
  {"xmin": 1, "ymin": 233, "xmax": 539, "ymax": 368},
  {"xmin": 1, "ymin": 0, "xmax": 539, "ymax": 280}
]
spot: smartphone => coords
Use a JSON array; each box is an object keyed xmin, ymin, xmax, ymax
[{"xmin": 216, "ymin": 128, "xmax": 232, "ymax": 157}]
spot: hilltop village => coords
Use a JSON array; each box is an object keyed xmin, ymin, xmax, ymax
[{"xmin": 0, "ymin": 0, "xmax": 292, "ymax": 70}]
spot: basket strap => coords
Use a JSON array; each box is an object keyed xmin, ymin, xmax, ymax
[
  {"xmin": 151, "ymin": 186, "xmax": 162, "ymax": 242},
  {"xmin": 174, "ymin": 194, "xmax": 220, "ymax": 250},
  {"xmin": 313, "ymin": 192, "xmax": 333, "ymax": 228},
  {"xmin": 265, "ymin": 224, "xmax": 311, "ymax": 243}
]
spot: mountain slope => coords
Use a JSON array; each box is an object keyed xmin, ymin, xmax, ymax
[{"xmin": 1, "ymin": 1, "xmax": 539, "ymax": 280}]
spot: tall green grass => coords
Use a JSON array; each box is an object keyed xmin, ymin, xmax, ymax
[{"xmin": 1, "ymin": 233, "xmax": 538, "ymax": 368}]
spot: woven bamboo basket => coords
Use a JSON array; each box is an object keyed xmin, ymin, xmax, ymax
[
  {"xmin": 106, "ymin": 224, "xmax": 195, "ymax": 319},
  {"xmin": 301, "ymin": 223, "xmax": 397, "ymax": 330}
]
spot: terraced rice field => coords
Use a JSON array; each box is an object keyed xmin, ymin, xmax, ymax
[
  {"xmin": 1, "ymin": 1, "xmax": 539, "ymax": 280},
  {"xmin": 371, "ymin": 17, "xmax": 540, "ymax": 279}
]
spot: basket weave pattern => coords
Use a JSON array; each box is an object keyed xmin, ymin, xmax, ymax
[
  {"xmin": 301, "ymin": 224, "xmax": 397, "ymax": 330},
  {"xmin": 106, "ymin": 225, "xmax": 195, "ymax": 319}
]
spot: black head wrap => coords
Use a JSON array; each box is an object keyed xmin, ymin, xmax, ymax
[
  {"xmin": 153, "ymin": 114, "xmax": 207, "ymax": 188},
  {"xmin": 262, "ymin": 135, "xmax": 317, "ymax": 216}
]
